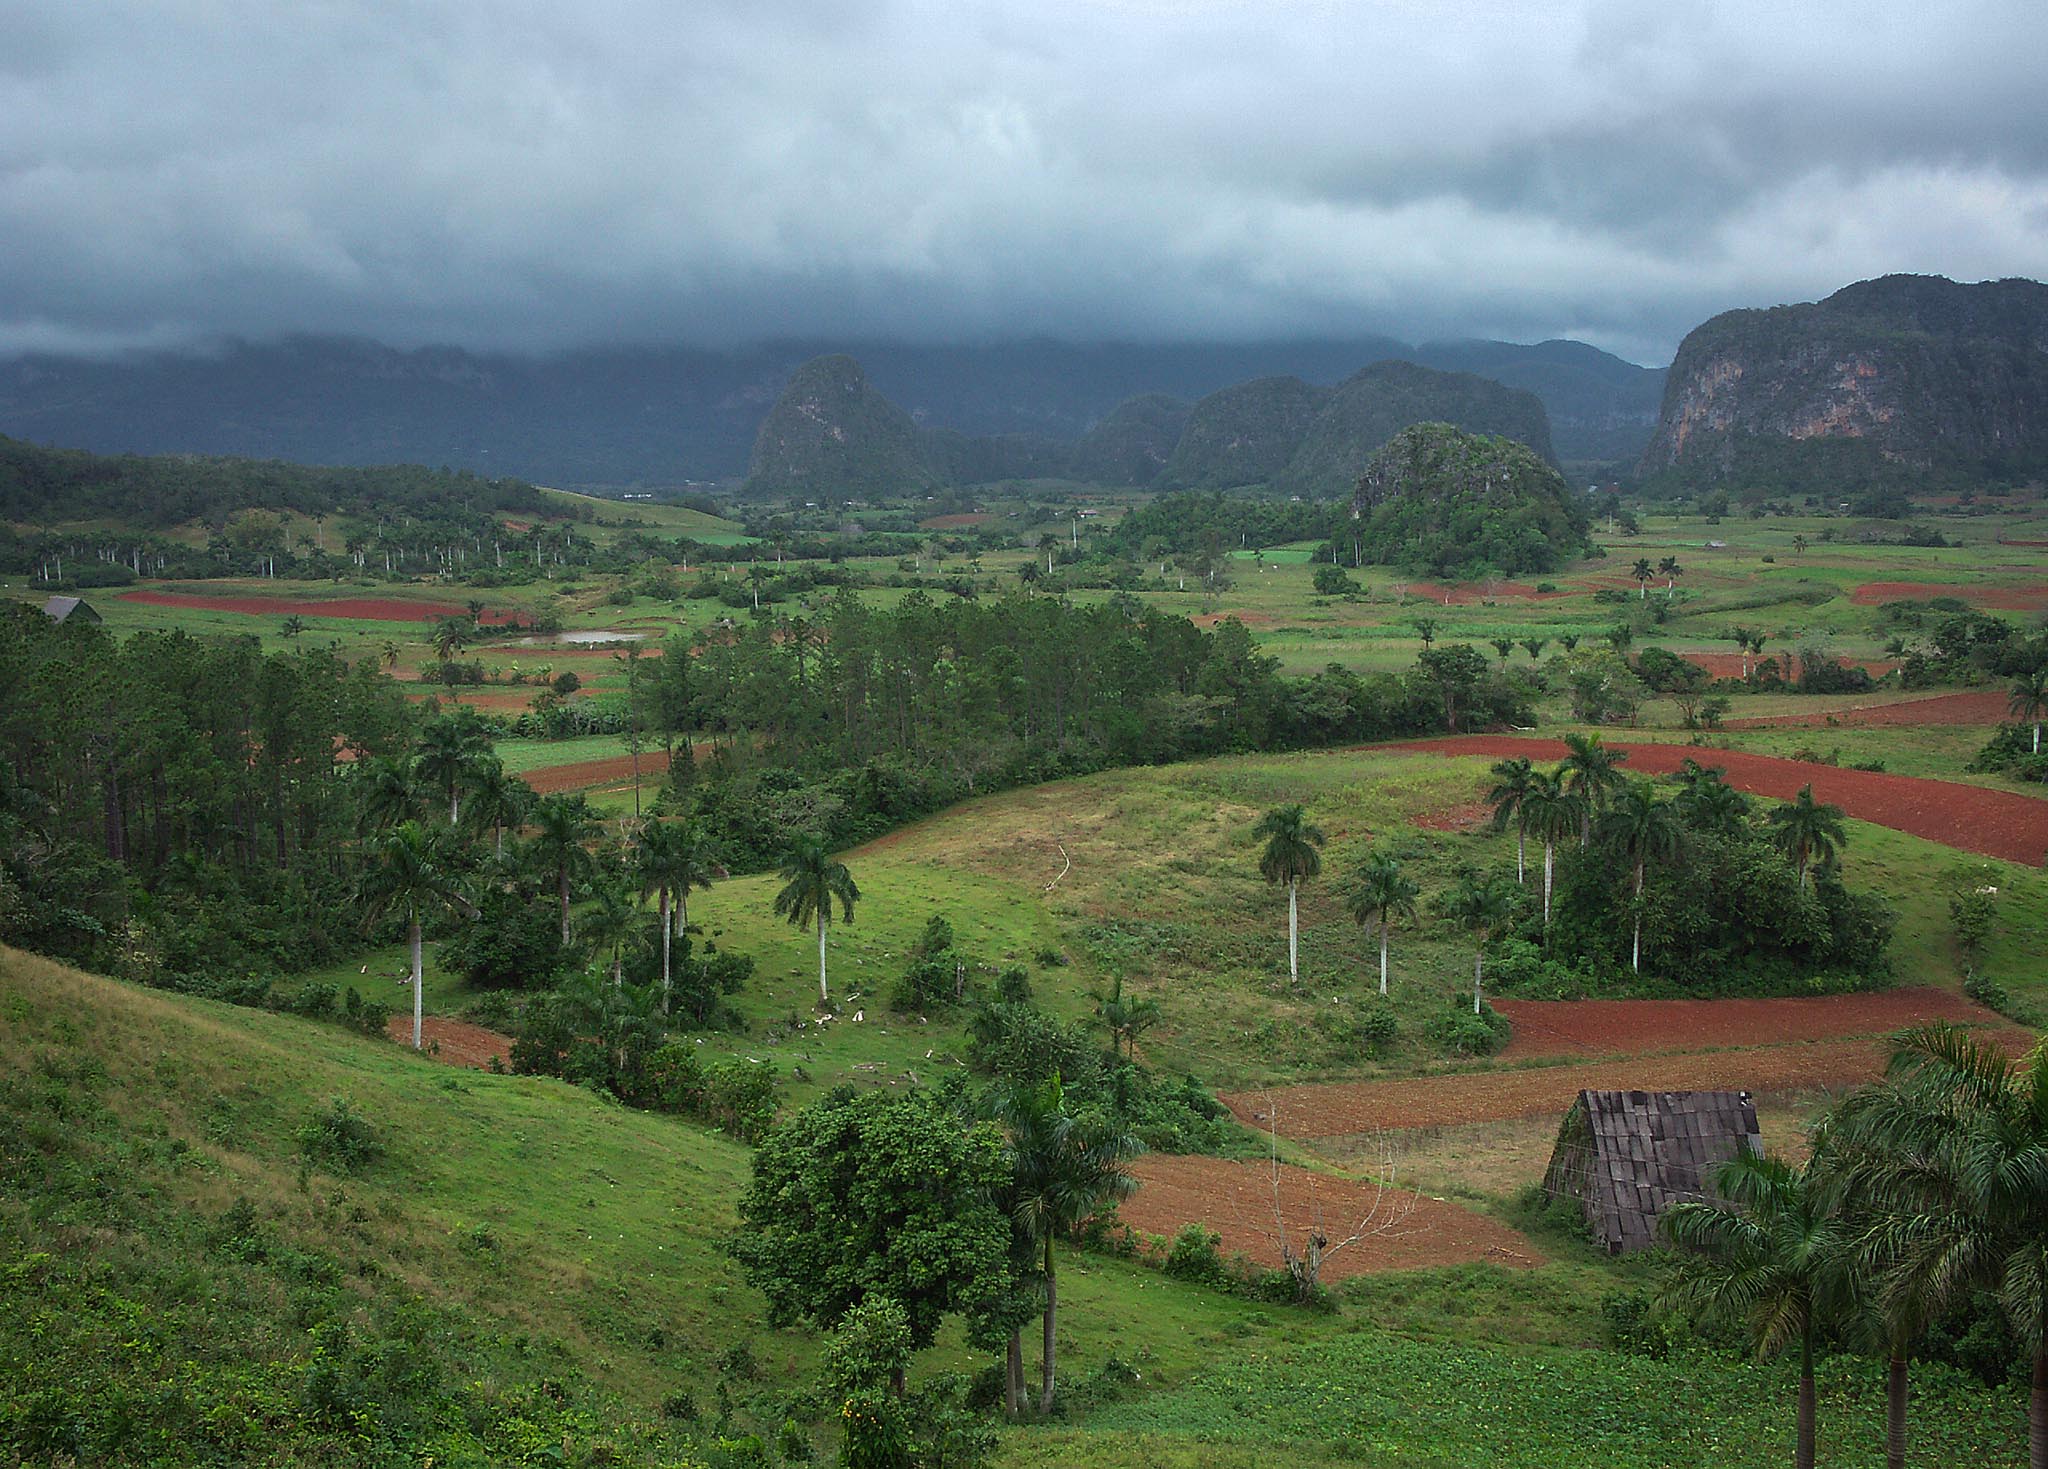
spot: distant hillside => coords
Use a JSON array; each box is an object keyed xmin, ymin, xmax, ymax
[
  {"xmin": 1351, "ymin": 423, "xmax": 1590, "ymax": 576},
  {"xmin": 1640, "ymin": 274, "xmax": 2048, "ymax": 492},
  {"xmin": 1069, "ymin": 393, "xmax": 1192, "ymax": 486},
  {"xmin": 1158, "ymin": 376, "xmax": 1328, "ymax": 490},
  {"xmin": 0, "ymin": 333, "xmax": 1661, "ymax": 485},
  {"xmin": 1277, "ymin": 361, "xmax": 1555, "ymax": 499},
  {"xmin": 744, "ymin": 354, "xmax": 941, "ymax": 498}
]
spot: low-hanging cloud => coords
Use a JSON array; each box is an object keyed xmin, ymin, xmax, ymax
[{"xmin": 1, "ymin": 0, "xmax": 2044, "ymax": 365}]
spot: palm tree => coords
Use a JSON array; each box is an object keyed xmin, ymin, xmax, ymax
[
  {"xmin": 1520, "ymin": 637, "xmax": 1547, "ymax": 662},
  {"xmin": 1490, "ymin": 636, "xmax": 1514, "ymax": 670},
  {"xmin": 1793, "ymin": 533, "xmax": 1809, "ymax": 556},
  {"xmin": 634, "ymin": 819, "xmax": 718, "ymax": 1014},
  {"xmin": 1519, "ymin": 770, "xmax": 1583, "ymax": 932},
  {"xmin": 1094, "ymin": 974, "xmax": 1161, "ymax": 1063},
  {"xmin": 358, "ymin": 821, "xmax": 473, "ymax": 1049},
  {"xmin": 414, "ymin": 711, "xmax": 493, "ymax": 825},
  {"xmin": 2010, "ymin": 669, "xmax": 2048, "ymax": 754},
  {"xmin": 1731, "ymin": 625, "xmax": 1756, "ymax": 679},
  {"xmin": 1658, "ymin": 555, "xmax": 1682, "ymax": 594},
  {"xmin": 1439, "ymin": 869, "xmax": 1514, "ymax": 1014},
  {"xmin": 1486, "ymin": 756, "xmax": 1537, "ymax": 883},
  {"xmin": 1558, "ymin": 632, "xmax": 1581, "ymax": 654},
  {"xmin": 1832, "ymin": 1024, "xmax": 2048, "ymax": 1469},
  {"xmin": 1632, "ymin": 557, "xmax": 1654, "ymax": 599},
  {"xmin": 1560, "ymin": 732, "xmax": 1628, "ymax": 845},
  {"xmin": 1673, "ymin": 759, "xmax": 1751, "ymax": 837},
  {"xmin": 579, "ymin": 869, "xmax": 642, "ymax": 987},
  {"xmin": 464, "ymin": 759, "xmax": 531, "ymax": 859},
  {"xmin": 1662, "ymin": 1151, "xmax": 1855, "ymax": 1469},
  {"xmin": 432, "ymin": 616, "xmax": 472, "ymax": 662},
  {"xmin": 1768, "ymin": 784, "xmax": 1848, "ymax": 891},
  {"xmin": 354, "ymin": 754, "xmax": 421, "ymax": 834},
  {"xmin": 528, "ymin": 793, "xmax": 599, "ymax": 944},
  {"xmin": 1253, "ymin": 805, "xmax": 1325, "ymax": 986},
  {"xmin": 1344, "ymin": 853, "xmax": 1418, "ymax": 997},
  {"xmin": 1411, "ymin": 617, "xmax": 1438, "ymax": 651},
  {"xmin": 1596, "ymin": 778, "xmax": 1682, "ymax": 973},
  {"xmin": 773, "ymin": 835, "xmax": 859, "ymax": 1003},
  {"xmin": 1000, "ymin": 1075, "xmax": 1139, "ymax": 1413},
  {"xmin": 279, "ymin": 615, "xmax": 306, "ymax": 640}
]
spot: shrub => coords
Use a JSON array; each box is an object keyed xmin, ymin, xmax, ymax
[
  {"xmin": 298, "ymin": 1097, "xmax": 384, "ymax": 1173},
  {"xmin": 1425, "ymin": 998, "xmax": 1512, "ymax": 1057},
  {"xmin": 1355, "ymin": 1002, "xmax": 1398, "ymax": 1058},
  {"xmin": 1161, "ymin": 1224, "xmax": 1232, "ymax": 1289}
]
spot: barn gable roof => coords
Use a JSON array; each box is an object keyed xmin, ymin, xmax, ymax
[
  {"xmin": 1541, "ymin": 1089, "xmax": 1761, "ymax": 1254},
  {"xmin": 41, "ymin": 595, "xmax": 101, "ymax": 624}
]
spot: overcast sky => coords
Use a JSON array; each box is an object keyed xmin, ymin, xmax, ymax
[{"xmin": 2, "ymin": 1, "xmax": 2044, "ymax": 366}]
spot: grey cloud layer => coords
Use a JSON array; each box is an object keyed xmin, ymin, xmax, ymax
[{"xmin": 2, "ymin": 0, "xmax": 2044, "ymax": 363}]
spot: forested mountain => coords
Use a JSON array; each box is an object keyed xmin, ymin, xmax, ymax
[
  {"xmin": 1349, "ymin": 423, "xmax": 1590, "ymax": 575},
  {"xmin": 742, "ymin": 355, "xmax": 941, "ymax": 499},
  {"xmin": 1275, "ymin": 361, "xmax": 1556, "ymax": 498},
  {"xmin": 1158, "ymin": 377, "xmax": 1330, "ymax": 490},
  {"xmin": 0, "ymin": 333, "xmax": 1661, "ymax": 488},
  {"xmin": 1639, "ymin": 273, "xmax": 2048, "ymax": 493},
  {"xmin": 1068, "ymin": 393, "xmax": 1193, "ymax": 485}
]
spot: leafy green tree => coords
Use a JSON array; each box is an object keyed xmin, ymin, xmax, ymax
[
  {"xmin": 729, "ymin": 1089, "xmax": 1010, "ymax": 1358},
  {"xmin": 1558, "ymin": 632, "xmax": 1581, "ymax": 654},
  {"xmin": 528, "ymin": 793, "xmax": 599, "ymax": 944},
  {"xmin": 999, "ymin": 1074, "xmax": 1140, "ymax": 1412},
  {"xmin": 1486, "ymin": 756, "xmax": 1537, "ymax": 883},
  {"xmin": 773, "ymin": 834, "xmax": 859, "ymax": 1003},
  {"xmin": 579, "ymin": 868, "xmax": 642, "ymax": 987},
  {"xmin": 1253, "ymin": 804, "xmax": 1324, "ymax": 986},
  {"xmin": 354, "ymin": 754, "xmax": 422, "ymax": 835},
  {"xmin": 1519, "ymin": 770, "xmax": 1583, "ymax": 931},
  {"xmin": 464, "ymin": 759, "xmax": 531, "ymax": 860},
  {"xmin": 1439, "ymin": 869, "xmax": 1514, "ymax": 1013},
  {"xmin": 1833, "ymin": 1024, "xmax": 2048, "ymax": 1469},
  {"xmin": 1769, "ymin": 784, "xmax": 1848, "ymax": 891},
  {"xmin": 1345, "ymin": 852, "xmax": 1418, "ymax": 997},
  {"xmin": 358, "ymin": 821, "xmax": 473, "ymax": 1049},
  {"xmin": 1731, "ymin": 625, "xmax": 1758, "ymax": 679},
  {"xmin": 2010, "ymin": 669, "xmax": 2048, "ymax": 754},
  {"xmin": 279, "ymin": 615, "xmax": 306, "ymax": 640},
  {"xmin": 1662, "ymin": 1151, "xmax": 1856, "ymax": 1469},
  {"xmin": 414, "ymin": 710, "xmax": 494, "ymax": 826},
  {"xmin": 1674, "ymin": 759, "xmax": 1751, "ymax": 837},
  {"xmin": 1560, "ymin": 732, "xmax": 1628, "ymax": 845},
  {"xmin": 1490, "ymin": 636, "xmax": 1514, "ymax": 670},
  {"xmin": 1658, "ymin": 555, "xmax": 1682, "ymax": 594},
  {"xmin": 1596, "ymin": 778, "xmax": 1683, "ymax": 973},
  {"xmin": 1411, "ymin": 617, "xmax": 1438, "ymax": 651},
  {"xmin": 634, "ymin": 819, "xmax": 717, "ymax": 1015},
  {"xmin": 1632, "ymin": 557, "xmax": 1654, "ymax": 598},
  {"xmin": 1094, "ymin": 974, "xmax": 1161, "ymax": 1063}
]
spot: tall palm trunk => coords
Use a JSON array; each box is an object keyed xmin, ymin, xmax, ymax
[
  {"xmin": 558, "ymin": 867, "xmax": 572, "ymax": 945},
  {"xmin": 450, "ymin": 789, "xmax": 460, "ymax": 825},
  {"xmin": 1542, "ymin": 841, "xmax": 1554, "ymax": 929},
  {"xmin": 1287, "ymin": 877, "xmax": 1299, "ymax": 985},
  {"xmin": 817, "ymin": 911, "xmax": 829, "ymax": 1002},
  {"xmin": 1006, "ymin": 1329, "xmax": 1023, "ymax": 1416},
  {"xmin": 1378, "ymin": 923, "xmax": 1389, "ymax": 996},
  {"xmin": 409, "ymin": 915, "xmax": 424, "ymax": 1049},
  {"xmin": 1886, "ymin": 1351, "xmax": 1907, "ymax": 1469},
  {"xmin": 674, "ymin": 891, "xmax": 687, "ymax": 940},
  {"xmin": 1515, "ymin": 822, "xmax": 1525, "ymax": 883},
  {"xmin": 2034, "ymin": 722, "xmax": 2042, "ymax": 755},
  {"xmin": 1472, "ymin": 941, "xmax": 1484, "ymax": 1015},
  {"xmin": 659, "ymin": 890, "xmax": 672, "ymax": 1016},
  {"xmin": 1797, "ymin": 1328, "xmax": 1816, "ymax": 1469},
  {"xmin": 1631, "ymin": 860, "xmax": 1644, "ymax": 973},
  {"xmin": 1040, "ymin": 1237, "xmax": 1058, "ymax": 1412}
]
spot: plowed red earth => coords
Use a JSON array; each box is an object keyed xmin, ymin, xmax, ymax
[
  {"xmin": 1853, "ymin": 582, "xmax": 2048, "ymax": 610},
  {"xmin": 521, "ymin": 750, "xmax": 673, "ymax": 794},
  {"xmin": 1381, "ymin": 735, "xmax": 2048, "ymax": 864},
  {"xmin": 120, "ymin": 590, "xmax": 519, "ymax": 623},
  {"xmin": 1681, "ymin": 652, "xmax": 1899, "ymax": 679},
  {"xmin": 1725, "ymin": 690, "xmax": 2011, "ymax": 729},
  {"xmin": 385, "ymin": 1015, "xmax": 513, "ymax": 1068},
  {"xmin": 1493, "ymin": 988, "xmax": 2002, "ymax": 1061},
  {"xmin": 404, "ymin": 689, "xmax": 539, "ymax": 712},
  {"xmin": 1122, "ymin": 1155, "xmax": 1543, "ymax": 1277}
]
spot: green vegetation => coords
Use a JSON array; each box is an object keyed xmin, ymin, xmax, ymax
[{"xmin": 1352, "ymin": 423, "xmax": 1591, "ymax": 576}]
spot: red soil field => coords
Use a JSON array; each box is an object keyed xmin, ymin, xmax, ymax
[
  {"xmin": 404, "ymin": 689, "xmax": 541, "ymax": 713},
  {"xmin": 1852, "ymin": 582, "xmax": 2048, "ymax": 611},
  {"xmin": 1382, "ymin": 735, "xmax": 2048, "ymax": 864},
  {"xmin": 1724, "ymin": 690, "xmax": 2011, "ymax": 729},
  {"xmin": 385, "ymin": 1015, "xmax": 513, "ymax": 1069},
  {"xmin": 520, "ymin": 750, "xmax": 674, "ymax": 794},
  {"xmin": 918, "ymin": 513, "xmax": 992, "ymax": 530},
  {"xmin": 1493, "ymin": 987, "xmax": 2001, "ymax": 1061},
  {"xmin": 1681, "ymin": 652, "xmax": 1899, "ymax": 679},
  {"xmin": 1121, "ymin": 1155, "xmax": 1543, "ymax": 1278},
  {"xmin": 120, "ymin": 590, "xmax": 521, "ymax": 623}
]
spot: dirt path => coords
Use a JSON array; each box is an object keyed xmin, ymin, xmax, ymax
[
  {"xmin": 521, "ymin": 750, "xmax": 674, "ymax": 794},
  {"xmin": 1122, "ymin": 1154, "xmax": 1543, "ymax": 1279},
  {"xmin": 386, "ymin": 1015, "xmax": 514, "ymax": 1068},
  {"xmin": 1381, "ymin": 735, "xmax": 2048, "ymax": 864},
  {"xmin": 1493, "ymin": 988, "xmax": 2003, "ymax": 1060},
  {"xmin": 1221, "ymin": 1025, "xmax": 2036, "ymax": 1140},
  {"xmin": 1724, "ymin": 690, "xmax": 2012, "ymax": 729}
]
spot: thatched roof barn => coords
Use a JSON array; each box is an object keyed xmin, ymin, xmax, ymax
[{"xmin": 1541, "ymin": 1089, "xmax": 1762, "ymax": 1254}]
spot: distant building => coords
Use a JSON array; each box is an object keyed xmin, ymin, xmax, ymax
[
  {"xmin": 40, "ymin": 595, "xmax": 101, "ymax": 625},
  {"xmin": 1541, "ymin": 1089, "xmax": 1762, "ymax": 1254}
]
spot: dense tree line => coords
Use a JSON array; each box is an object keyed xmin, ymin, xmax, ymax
[{"xmin": 654, "ymin": 590, "xmax": 1523, "ymax": 867}]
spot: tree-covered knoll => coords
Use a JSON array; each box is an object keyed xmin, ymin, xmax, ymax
[{"xmin": 1351, "ymin": 422, "xmax": 1592, "ymax": 576}]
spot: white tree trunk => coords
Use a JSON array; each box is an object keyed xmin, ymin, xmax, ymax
[
  {"xmin": 1287, "ymin": 879, "xmax": 1299, "ymax": 985},
  {"xmin": 409, "ymin": 917, "xmax": 424, "ymax": 1049},
  {"xmin": 1516, "ymin": 824, "xmax": 1526, "ymax": 884},
  {"xmin": 817, "ymin": 912, "xmax": 830, "ymax": 1002},
  {"xmin": 1632, "ymin": 862, "xmax": 1644, "ymax": 972},
  {"xmin": 659, "ymin": 890, "xmax": 672, "ymax": 1016},
  {"xmin": 675, "ymin": 890, "xmax": 687, "ymax": 940},
  {"xmin": 2035, "ymin": 722, "xmax": 2041, "ymax": 754},
  {"xmin": 1542, "ymin": 842, "xmax": 1554, "ymax": 929},
  {"xmin": 1473, "ymin": 945, "xmax": 1484, "ymax": 1014},
  {"xmin": 1378, "ymin": 924, "xmax": 1389, "ymax": 996}
]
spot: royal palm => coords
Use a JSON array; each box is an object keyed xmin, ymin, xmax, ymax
[
  {"xmin": 1345, "ymin": 853, "xmax": 1418, "ymax": 997},
  {"xmin": 1254, "ymin": 805, "xmax": 1325, "ymax": 986},
  {"xmin": 773, "ymin": 835, "xmax": 859, "ymax": 1003}
]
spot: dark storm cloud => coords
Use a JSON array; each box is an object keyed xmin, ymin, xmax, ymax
[{"xmin": 1, "ymin": 0, "xmax": 2043, "ymax": 365}]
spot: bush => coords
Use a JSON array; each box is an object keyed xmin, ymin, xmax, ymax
[
  {"xmin": 298, "ymin": 1097, "xmax": 384, "ymax": 1173},
  {"xmin": 1425, "ymin": 997, "xmax": 1512, "ymax": 1057},
  {"xmin": 1162, "ymin": 1224, "xmax": 1232, "ymax": 1288},
  {"xmin": 1355, "ymin": 1002, "xmax": 1398, "ymax": 1058}
]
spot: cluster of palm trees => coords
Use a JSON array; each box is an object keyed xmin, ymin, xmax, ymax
[
  {"xmin": 1665, "ymin": 1024, "xmax": 2048, "ymax": 1469},
  {"xmin": 1729, "ymin": 625, "xmax": 1771, "ymax": 679}
]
